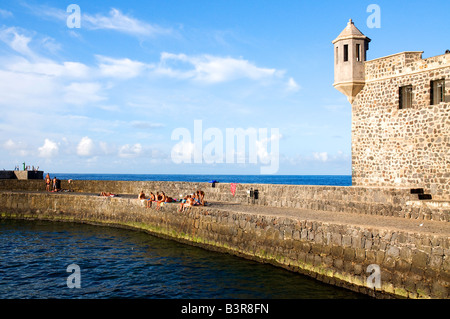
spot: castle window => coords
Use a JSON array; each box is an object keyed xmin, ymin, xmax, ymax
[
  {"xmin": 430, "ymin": 79, "xmax": 445, "ymax": 105},
  {"xmin": 343, "ymin": 44, "xmax": 349, "ymax": 62},
  {"xmin": 399, "ymin": 85, "xmax": 413, "ymax": 109},
  {"xmin": 356, "ymin": 44, "xmax": 361, "ymax": 61},
  {"xmin": 335, "ymin": 47, "xmax": 338, "ymax": 64}
]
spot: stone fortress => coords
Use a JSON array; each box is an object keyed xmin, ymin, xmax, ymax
[{"xmin": 333, "ymin": 19, "xmax": 449, "ymax": 200}]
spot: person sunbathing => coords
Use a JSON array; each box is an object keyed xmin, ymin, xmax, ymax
[
  {"xmin": 100, "ymin": 192, "xmax": 117, "ymax": 197},
  {"xmin": 155, "ymin": 192, "xmax": 167, "ymax": 211},
  {"xmin": 164, "ymin": 194, "xmax": 174, "ymax": 203},
  {"xmin": 196, "ymin": 190, "xmax": 205, "ymax": 205},
  {"xmin": 178, "ymin": 194, "xmax": 199, "ymax": 212},
  {"xmin": 178, "ymin": 195, "xmax": 189, "ymax": 212},
  {"xmin": 146, "ymin": 192, "xmax": 156, "ymax": 208},
  {"xmin": 138, "ymin": 191, "xmax": 146, "ymax": 200}
]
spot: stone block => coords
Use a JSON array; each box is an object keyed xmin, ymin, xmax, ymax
[
  {"xmin": 431, "ymin": 281, "xmax": 448, "ymax": 299},
  {"xmin": 412, "ymin": 250, "xmax": 429, "ymax": 269},
  {"xmin": 333, "ymin": 258, "xmax": 344, "ymax": 270},
  {"xmin": 386, "ymin": 246, "xmax": 400, "ymax": 258}
]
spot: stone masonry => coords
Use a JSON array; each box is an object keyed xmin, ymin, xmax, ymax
[
  {"xmin": 352, "ymin": 52, "xmax": 449, "ymax": 198},
  {"xmin": 333, "ymin": 20, "xmax": 450, "ymax": 199}
]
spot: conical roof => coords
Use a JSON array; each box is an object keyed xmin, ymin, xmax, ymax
[{"xmin": 332, "ymin": 19, "xmax": 371, "ymax": 43}]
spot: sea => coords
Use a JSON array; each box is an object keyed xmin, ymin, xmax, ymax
[
  {"xmin": 1, "ymin": 174, "xmax": 365, "ymax": 305},
  {"xmin": 49, "ymin": 173, "xmax": 352, "ymax": 186}
]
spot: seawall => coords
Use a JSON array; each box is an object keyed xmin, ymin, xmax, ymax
[
  {"xmin": 0, "ymin": 180, "xmax": 449, "ymax": 299},
  {"xmin": 1, "ymin": 179, "xmax": 448, "ymax": 221}
]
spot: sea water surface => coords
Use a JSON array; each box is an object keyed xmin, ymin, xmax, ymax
[
  {"xmin": 49, "ymin": 173, "xmax": 352, "ymax": 186},
  {"xmin": 0, "ymin": 219, "xmax": 366, "ymax": 299}
]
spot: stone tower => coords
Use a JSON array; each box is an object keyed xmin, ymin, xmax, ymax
[
  {"xmin": 333, "ymin": 19, "xmax": 450, "ymax": 198},
  {"xmin": 332, "ymin": 19, "xmax": 371, "ymax": 103}
]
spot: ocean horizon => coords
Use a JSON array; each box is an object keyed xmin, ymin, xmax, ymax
[{"xmin": 48, "ymin": 173, "xmax": 352, "ymax": 186}]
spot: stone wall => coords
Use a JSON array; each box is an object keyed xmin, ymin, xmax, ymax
[
  {"xmin": 0, "ymin": 171, "xmax": 16, "ymax": 179},
  {"xmin": 0, "ymin": 180, "xmax": 448, "ymax": 221},
  {"xmin": 0, "ymin": 190, "xmax": 448, "ymax": 299},
  {"xmin": 0, "ymin": 170, "xmax": 43, "ymax": 180},
  {"xmin": 353, "ymin": 52, "xmax": 450, "ymax": 198}
]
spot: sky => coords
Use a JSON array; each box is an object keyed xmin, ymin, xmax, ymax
[{"xmin": 0, "ymin": 0, "xmax": 449, "ymax": 175}]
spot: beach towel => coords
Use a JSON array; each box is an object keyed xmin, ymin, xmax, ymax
[{"xmin": 230, "ymin": 183, "xmax": 238, "ymax": 196}]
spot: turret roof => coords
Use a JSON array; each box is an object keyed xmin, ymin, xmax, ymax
[{"xmin": 332, "ymin": 19, "xmax": 371, "ymax": 43}]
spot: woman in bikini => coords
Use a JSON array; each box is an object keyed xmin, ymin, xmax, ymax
[{"xmin": 45, "ymin": 173, "xmax": 51, "ymax": 192}]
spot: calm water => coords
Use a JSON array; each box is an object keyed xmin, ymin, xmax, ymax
[
  {"xmin": 49, "ymin": 173, "xmax": 352, "ymax": 186},
  {"xmin": 0, "ymin": 219, "xmax": 365, "ymax": 299}
]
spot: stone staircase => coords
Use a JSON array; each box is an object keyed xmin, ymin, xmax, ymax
[{"xmin": 407, "ymin": 188, "xmax": 450, "ymax": 222}]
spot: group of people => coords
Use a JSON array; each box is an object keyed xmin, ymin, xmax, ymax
[
  {"xmin": 45, "ymin": 173, "xmax": 60, "ymax": 192},
  {"xmin": 138, "ymin": 191, "xmax": 173, "ymax": 210},
  {"xmin": 137, "ymin": 189, "xmax": 206, "ymax": 212},
  {"xmin": 178, "ymin": 190, "xmax": 205, "ymax": 212}
]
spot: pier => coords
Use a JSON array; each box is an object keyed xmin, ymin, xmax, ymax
[{"xmin": 0, "ymin": 179, "xmax": 448, "ymax": 299}]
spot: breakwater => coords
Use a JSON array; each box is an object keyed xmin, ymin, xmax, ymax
[{"xmin": 0, "ymin": 180, "xmax": 449, "ymax": 299}]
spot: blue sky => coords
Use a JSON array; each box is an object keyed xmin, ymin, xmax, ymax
[{"xmin": 1, "ymin": 0, "xmax": 449, "ymax": 175}]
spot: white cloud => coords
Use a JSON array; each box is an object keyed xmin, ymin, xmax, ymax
[
  {"xmin": 96, "ymin": 55, "xmax": 149, "ymax": 79},
  {"xmin": 38, "ymin": 139, "xmax": 59, "ymax": 158},
  {"xmin": 118, "ymin": 143, "xmax": 143, "ymax": 158},
  {"xmin": 0, "ymin": 27, "xmax": 36, "ymax": 59},
  {"xmin": 0, "ymin": 68, "xmax": 58, "ymax": 108},
  {"xmin": 83, "ymin": 8, "xmax": 171, "ymax": 37},
  {"xmin": 20, "ymin": 4, "xmax": 167, "ymax": 36},
  {"xmin": 99, "ymin": 141, "xmax": 115, "ymax": 155},
  {"xmin": 20, "ymin": 4, "xmax": 172, "ymax": 39},
  {"xmin": 64, "ymin": 82, "xmax": 106, "ymax": 105},
  {"xmin": 4, "ymin": 139, "xmax": 15, "ymax": 150},
  {"xmin": 313, "ymin": 152, "xmax": 328, "ymax": 162},
  {"xmin": 0, "ymin": 9, "xmax": 13, "ymax": 18},
  {"xmin": 76, "ymin": 136, "xmax": 95, "ymax": 157},
  {"xmin": 286, "ymin": 77, "xmax": 300, "ymax": 92},
  {"xmin": 6, "ymin": 58, "xmax": 90, "ymax": 78},
  {"xmin": 131, "ymin": 121, "xmax": 164, "ymax": 130},
  {"xmin": 157, "ymin": 52, "xmax": 278, "ymax": 84},
  {"xmin": 256, "ymin": 132, "xmax": 282, "ymax": 163},
  {"xmin": 21, "ymin": 3, "xmax": 65, "ymax": 21},
  {"xmin": 171, "ymin": 141, "xmax": 195, "ymax": 163},
  {"xmin": 3, "ymin": 139, "xmax": 29, "ymax": 156},
  {"xmin": 0, "ymin": 29, "xmax": 94, "ymax": 110}
]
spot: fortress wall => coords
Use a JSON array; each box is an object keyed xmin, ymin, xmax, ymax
[
  {"xmin": 0, "ymin": 179, "xmax": 448, "ymax": 221},
  {"xmin": 353, "ymin": 52, "xmax": 450, "ymax": 198},
  {"xmin": 364, "ymin": 52, "xmax": 449, "ymax": 81},
  {"xmin": 0, "ymin": 191, "xmax": 448, "ymax": 299}
]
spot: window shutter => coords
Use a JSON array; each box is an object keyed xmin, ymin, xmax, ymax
[{"xmin": 430, "ymin": 81, "xmax": 434, "ymax": 105}]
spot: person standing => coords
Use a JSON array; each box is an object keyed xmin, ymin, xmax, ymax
[
  {"xmin": 52, "ymin": 177, "xmax": 57, "ymax": 191},
  {"xmin": 45, "ymin": 173, "xmax": 51, "ymax": 192}
]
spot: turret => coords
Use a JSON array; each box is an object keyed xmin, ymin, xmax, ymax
[{"xmin": 332, "ymin": 19, "xmax": 371, "ymax": 104}]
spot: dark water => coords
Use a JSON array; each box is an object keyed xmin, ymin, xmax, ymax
[
  {"xmin": 50, "ymin": 173, "xmax": 352, "ymax": 186},
  {"xmin": 0, "ymin": 219, "xmax": 365, "ymax": 299}
]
